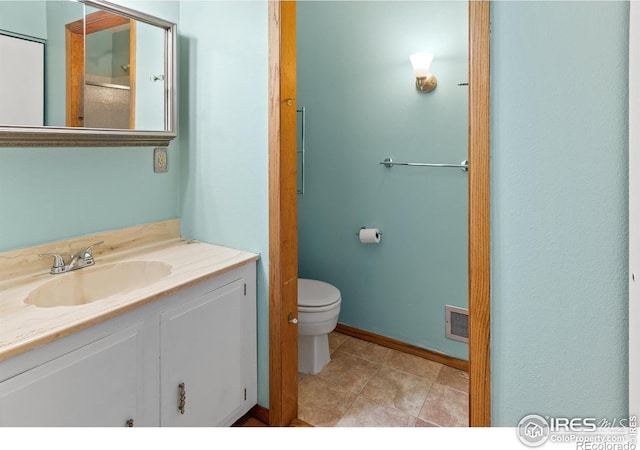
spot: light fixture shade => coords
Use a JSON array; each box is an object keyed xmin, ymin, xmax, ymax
[{"xmin": 410, "ymin": 53, "xmax": 434, "ymax": 77}]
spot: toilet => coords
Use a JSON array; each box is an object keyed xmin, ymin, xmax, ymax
[{"xmin": 297, "ymin": 278, "xmax": 342, "ymax": 375}]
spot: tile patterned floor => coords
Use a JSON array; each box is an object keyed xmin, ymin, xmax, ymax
[{"xmin": 298, "ymin": 332, "xmax": 469, "ymax": 427}]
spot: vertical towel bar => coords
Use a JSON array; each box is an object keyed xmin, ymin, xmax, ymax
[{"xmin": 297, "ymin": 107, "xmax": 306, "ymax": 196}]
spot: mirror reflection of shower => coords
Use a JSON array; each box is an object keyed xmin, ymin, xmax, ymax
[
  {"xmin": 84, "ymin": 19, "xmax": 135, "ymax": 129},
  {"xmin": 66, "ymin": 10, "xmax": 136, "ymax": 129}
]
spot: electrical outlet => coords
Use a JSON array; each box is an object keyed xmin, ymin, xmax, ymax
[{"xmin": 154, "ymin": 147, "xmax": 168, "ymax": 173}]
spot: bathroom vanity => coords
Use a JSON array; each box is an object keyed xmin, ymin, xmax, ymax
[{"xmin": 0, "ymin": 220, "xmax": 258, "ymax": 426}]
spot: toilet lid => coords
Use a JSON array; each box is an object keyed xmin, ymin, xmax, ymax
[{"xmin": 298, "ymin": 279, "xmax": 341, "ymax": 307}]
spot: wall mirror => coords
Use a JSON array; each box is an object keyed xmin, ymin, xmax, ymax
[{"xmin": 0, "ymin": 0, "xmax": 176, "ymax": 147}]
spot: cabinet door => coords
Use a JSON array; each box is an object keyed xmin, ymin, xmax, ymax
[
  {"xmin": 0, "ymin": 323, "xmax": 143, "ymax": 426},
  {"xmin": 160, "ymin": 278, "xmax": 254, "ymax": 426}
]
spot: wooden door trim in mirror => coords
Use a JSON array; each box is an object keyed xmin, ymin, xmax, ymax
[{"xmin": 0, "ymin": 0, "xmax": 176, "ymax": 147}]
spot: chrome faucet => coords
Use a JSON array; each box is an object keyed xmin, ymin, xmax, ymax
[{"xmin": 39, "ymin": 241, "xmax": 104, "ymax": 274}]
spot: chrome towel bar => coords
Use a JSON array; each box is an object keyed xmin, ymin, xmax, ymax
[
  {"xmin": 297, "ymin": 107, "xmax": 306, "ymax": 196},
  {"xmin": 380, "ymin": 157, "xmax": 468, "ymax": 172}
]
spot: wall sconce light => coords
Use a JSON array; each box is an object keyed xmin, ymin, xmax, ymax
[{"xmin": 410, "ymin": 53, "xmax": 437, "ymax": 93}]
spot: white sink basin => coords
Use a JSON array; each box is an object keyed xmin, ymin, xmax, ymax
[{"xmin": 25, "ymin": 260, "xmax": 172, "ymax": 308}]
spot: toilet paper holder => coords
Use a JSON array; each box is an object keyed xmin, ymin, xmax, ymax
[{"xmin": 356, "ymin": 226, "xmax": 383, "ymax": 237}]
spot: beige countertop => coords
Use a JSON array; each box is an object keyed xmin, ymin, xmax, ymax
[{"xmin": 0, "ymin": 220, "xmax": 259, "ymax": 362}]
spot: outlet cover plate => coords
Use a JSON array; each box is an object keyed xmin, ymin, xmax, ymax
[{"xmin": 154, "ymin": 147, "xmax": 168, "ymax": 173}]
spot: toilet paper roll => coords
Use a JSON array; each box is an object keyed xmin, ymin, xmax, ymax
[{"xmin": 359, "ymin": 228, "xmax": 381, "ymax": 244}]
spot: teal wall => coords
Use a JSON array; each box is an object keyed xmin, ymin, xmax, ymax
[
  {"xmin": 133, "ymin": 21, "xmax": 166, "ymax": 131},
  {"xmin": 111, "ymin": 30, "xmax": 130, "ymax": 81},
  {"xmin": 123, "ymin": 1, "xmax": 168, "ymax": 131},
  {"xmin": 297, "ymin": 1, "xmax": 469, "ymax": 360},
  {"xmin": 85, "ymin": 30, "xmax": 117, "ymax": 79},
  {"xmin": 0, "ymin": 1, "xmax": 47, "ymax": 39},
  {"xmin": 178, "ymin": 1, "xmax": 270, "ymax": 407},
  {"xmin": 0, "ymin": 145, "xmax": 180, "ymax": 252},
  {"xmin": 491, "ymin": 1, "xmax": 629, "ymax": 425},
  {"xmin": 84, "ymin": 28, "xmax": 130, "ymax": 81},
  {"xmin": 0, "ymin": 0, "xmax": 181, "ymax": 253}
]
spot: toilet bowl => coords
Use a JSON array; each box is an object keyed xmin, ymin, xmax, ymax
[{"xmin": 297, "ymin": 278, "xmax": 341, "ymax": 375}]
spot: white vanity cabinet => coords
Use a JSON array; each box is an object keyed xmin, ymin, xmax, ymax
[
  {"xmin": 0, "ymin": 261, "xmax": 257, "ymax": 427},
  {"xmin": 160, "ymin": 276, "xmax": 257, "ymax": 426},
  {"xmin": 0, "ymin": 323, "xmax": 144, "ymax": 427}
]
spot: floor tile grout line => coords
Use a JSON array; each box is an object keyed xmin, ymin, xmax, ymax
[
  {"xmin": 332, "ymin": 389, "xmax": 359, "ymax": 426},
  {"xmin": 443, "ymin": 385, "xmax": 470, "ymax": 395},
  {"xmin": 315, "ymin": 350, "xmax": 383, "ymax": 396},
  {"xmin": 352, "ymin": 360, "xmax": 437, "ymax": 421},
  {"xmin": 354, "ymin": 359, "xmax": 384, "ymax": 395},
  {"xmin": 414, "ymin": 381, "xmax": 435, "ymax": 423},
  {"xmin": 377, "ymin": 362, "xmax": 444, "ymax": 386},
  {"xmin": 337, "ymin": 382, "xmax": 426, "ymax": 427}
]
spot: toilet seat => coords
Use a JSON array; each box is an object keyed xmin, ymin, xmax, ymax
[{"xmin": 298, "ymin": 279, "xmax": 341, "ymax": 312}]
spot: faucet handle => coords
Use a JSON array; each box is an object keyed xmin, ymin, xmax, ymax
[
  {"xmin": 39, "ymin": 253, "xmax": 66, "ymax": 272},
  {"xmin": 79, "ymin": 241, "xmax": 104, "ymax": 260}
]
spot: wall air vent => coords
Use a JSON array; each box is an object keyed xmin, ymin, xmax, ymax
[{"xmin": 445, "ymin": 305, "xmax": 469, "ymax": 343}]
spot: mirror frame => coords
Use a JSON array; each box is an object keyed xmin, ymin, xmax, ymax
[{"xmin": 0, "ymin": 0, "xmax": 177, "ymax": 147}]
